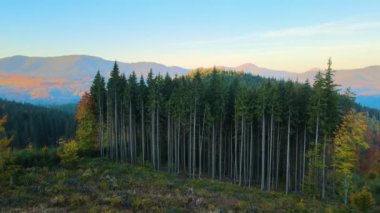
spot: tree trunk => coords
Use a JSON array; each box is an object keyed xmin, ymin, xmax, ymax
[
  {"xmin": 151, "ymin": 108, "xmax": 155, "ymax": 170},
  {"xmin": 295, "ymin": 128, "xmax": 298, "ymax": 192},
  {"xmin": 219, "ymin": 119, "xmax": 222, "ymax": 180},
  {"xmin": 302, "ymin": 126, "xmax": 306, "ymax": 192},
  {"xmin": 344, "ymin": 174, "xmax": 349, "ymax": 205},
  {"xmin": 189, "ymin": 110, "xmax": 192, "ymax": 176},
  {"xmin": 157, "ymin": 107, "xmax": 160, "ymax": 171},
  {"xmin": 239, "ymin": 116, "xmax": 244, "ymax": 186},
  {"xmin": 315, "ymin": 112, "xmax": 319, "ymax": 150},
  {"xmin": 142, "ymin": 101, "xmax": 145, "ymax": 165},
  {"xmin": 167, "ymin": 112, "xmax": 171, "ymax": 172},
  {"xmin": 193, "ymin": 105, "xmax": 196, "ymax": 178},
  {"xmin": 177, "ymin": 118, "xmax": 181, "ymax": 174},
  {"xmin": 249, "ymin": 123, "xmax": 253, "ymax": 187},
  {"xmin": 199, "ymin": 111, "xmax": 205, "ymax": 178},
  {"xmin": 322, "ymin": 136, "xmax": 326, "ymax": 199},
  {"xmin": 276, "ymin": 123, "xmax": 280, "ymax": 190},
  {"xmin": 261, "ymin": 113, "xmax": 265, "ymax": 190},
  {"xmin": 98, "ymin": 94, "xmax": 103, "ymax": 157},
  {"xmin": 115, "ymin": 93, "xmax": 118, "ymax": 162},
  {"xmin": 212, "ymin": 123, "xmax": 215, "ymax": 179},
  {"xmin": 129, "ymin": 102, "xmax": 133, "ymax": 164},
  {"xmin": 122, "ymin": 111, "xmax": 126, "ymax": 162},
  {"xmin": 268, "ymin": 107, "xmax": 274, "ymax": 190},
  {"xmin": 286, "ymin": 111, "xmax": 291, "ymax": 194},
  {"xmin": 234, "ymin": 112, "xmax": 238, "ymax": 183}
]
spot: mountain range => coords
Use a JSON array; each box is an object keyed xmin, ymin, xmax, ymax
[{"xmin": 0, "ymin": 55, "xmax": 379, "ymax": 109}]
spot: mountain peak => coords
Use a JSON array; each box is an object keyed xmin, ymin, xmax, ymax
[
  {"xmin": 237, "ymin": 63, "xmax": 259, "ymax": 69},
  {"xmin": 306, "ymin": 67, "xmax": 321, "ymax": 73}
]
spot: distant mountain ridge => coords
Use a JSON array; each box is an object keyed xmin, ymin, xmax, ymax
[
  {"xmin": 0, "ymin": 55, "xmax": 379, "ymax": 109},
  {"xmin": 234, "ymin": 63, "xmax": 380, "ymax": 91},
  {"xmin": 0, "ymin": 55, "xmax": 189, "ymax": 79},
  {"xmin": 0, "ymin": 55, "xmax": 190, "ymax": 104},
  {"xmin": 227, "ymin": 63, "xmax": 380, "ymax": 109}
]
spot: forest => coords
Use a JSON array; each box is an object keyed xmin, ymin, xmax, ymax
[
  {"xmin": 1, "ymin": 59, "xmax": 379, "ymax": 211},
  {"xmin": 0, "ymin": 99, "xmax": 75, "ymax": 148},
  {"xmin": 82, "ymin": 59, "xmax": 379, "ymax": 203}
]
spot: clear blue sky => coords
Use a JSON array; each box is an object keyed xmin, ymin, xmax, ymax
[{"xmin": 1, "ymin": 0, "xmax": 379, "ymax": 72}]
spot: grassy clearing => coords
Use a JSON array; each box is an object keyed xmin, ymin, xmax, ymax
[{"xmin": 0, "ymin": 158, "xmax": 343, "ymax": 212}]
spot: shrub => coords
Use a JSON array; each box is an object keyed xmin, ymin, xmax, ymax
[
  {"xmin": 57, "ymin": 140, "xmax": 79, "ymax": 167},
  {"xmin": 367, "ymin": 178, "xmax": 380, "ymax": 204},
  {"xmin": 69, "ymin": 193, "xmax": 89, "ymax": 207},
  {"xmin": 13, "ymin": 148, "xmax": 59, "ymax": 168},
  {"xmin": 368, "ymin": 172, "xmax": 377, "ymax": 180},
  {"xmin": 234, "ymin": 200, "xmax": 244, "ymax": 211},
  {"xmin": 110, "ymin": 195, "xmax": 123, "ymax": 207},
  {"xmin": 350, "ymin": 186, "xmax": 375, "ymax": 212},
  {"xmin": 296, "ymin": 199, "xmax": 306, "ymax": 210},
  {"xmin": 51, "ymin": 195, "xmax": 66, "ymax": 206},
  {"xmin": 131, "ymin": 198, "xmax": 145, "ymax": 209},
  {"xmin": 207, "ymin": 204, "xmax": 216, "ymax": 211}
]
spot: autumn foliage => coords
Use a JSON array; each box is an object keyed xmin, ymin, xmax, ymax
[{"xmin": 75, "ymin": 92, "xmax": 98, "ymax": 155}]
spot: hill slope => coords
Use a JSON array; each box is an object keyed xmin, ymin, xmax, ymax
[
  {"xmin": 0, "ymin": 55, "xmax": 189, "ymax": 79},
  {"xmin": 0, "ymin": 99, "xmax": 76, "ymax": 148},
  {"xmin": 0, "ymin": 157, "xmax": 341, "ymax": 212},
  {"xmin": 224, "ymin": 63, "xmax": 380, "ymax": 109},
  {"xmin": 0, "ymin": 55, "xmax": 189, "ymax": 104},
  {"xmin": 0, "ymin": 55, "xmax": 379, "ymax": 108}
]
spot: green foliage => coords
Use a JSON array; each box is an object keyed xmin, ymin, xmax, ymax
[
  {"xmin": 350, "ymin": 186, "xmax": 375, "ymax": 212},
  {"xmin": 304, "ymin": 144, "xmax": 323, "ymax": 197},
  {"xmin": 0, "ymin": 115, "xmax": 13, "ymax": 169},
  {"xmin": 0, "ymin": 115, "xmax": 16, "ymax": 189},
  {"xmin": 109, "ymin": 195, "xmax": 123, "ymax": 207},
  {"xmin": 0, "ymin": 98, "xmax": 75, "ymax": 148},
  {"xmin": 51, "ymin": 194, "xmax": 66, "ymax": 207},
  {"xmin": 13, "ymin": 148, "xmax": 59, "ymax": 167},
  {"xmin": 334, "ymin": 110, "xmax": 369, "ymax": 204},
  {"xmin": 0, "ymin": 157, "xmax": 343, "ymax": 211},
  {"xmin": 58, "ymin": 140, "xmax": 79, "ymax": 167},
  {"xmin": 90, "ymin": 71, "xmax": 107, "ymax": 121},
  {"xmin": 296, "ymin": 199, "xmax": 306, "ymax": 212},
  {"xmin": 69, "ymin": 193, "xmax": 90, "ymax": 207},
  {"xmin": 75, "ymin": 92, "xmax": 98, "ymax": 156}
]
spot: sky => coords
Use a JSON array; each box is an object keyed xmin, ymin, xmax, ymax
[{"xmin": 1, "ymin": 0, "xmax": 379, "ymax": 72}]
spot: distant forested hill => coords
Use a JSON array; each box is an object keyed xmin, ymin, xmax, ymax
[
  {"xmin": 0, "ymin": 99, "xmax": 76, "ymax": 148},
  {"xmin": 47, "ymin": 103, "xmax": 78, "ymax": 115},
  {"xmin": 0, "ymin": 55, "xmax": 379, "ymax": 109}
]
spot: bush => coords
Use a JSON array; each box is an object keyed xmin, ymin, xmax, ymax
[
  {"xmin": 131, "ymin": 198, "xmax": 158, "ymax": 210},
  {"xmin": 296, "ymin": 199, "xmax": 306, "ymax": 212},
  {"xmin": 51, "ymin": 195, "xmax": 66, "ymax": 206},
  {"xmin": 69, "ymin": 193, "xmax": 89, "ymax": 207},
  {"xmin": 350, "ymin": 186, "xmax": 375, "ymax": 212},
  {"xmin": 58, "ymin": 140, "xmax": 79, "ymax": 167},
  {"xmin": 110, "ymin": 195, "xmax": 123, "ymax": 207},
  {"xmin": 13, "ymin": 148, "xmax": 59, "ymax": 168},
  {"xmin": 368, "ymin": 172, "xmax": 377, "ymax": 180},
  {"xmin": 367, "ymin": 178, "xmax": 380, "ymax": 204}
]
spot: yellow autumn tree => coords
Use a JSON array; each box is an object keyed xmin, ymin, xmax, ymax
[
  {"xmin": 75, "ymin": 92, "xmax": 98, "ymax": 155},
  {"xmin": 0, "ymin": 115, "xmax": 13, "ymax": 169},
  {"xmin": 333, "ymin": 109, "xmax": 368, "ymax": 205},
  {"xmin": 58, "ymin": 139, "xmax": 79, "ymax": 167},
  {"xmin": 0, "ymin": 115, "xmax": 14, "ymax": 187}
]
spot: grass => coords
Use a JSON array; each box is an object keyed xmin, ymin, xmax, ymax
[{"xmin": 0, "ymin": 157, "xmax": 344, "ymax": 212}]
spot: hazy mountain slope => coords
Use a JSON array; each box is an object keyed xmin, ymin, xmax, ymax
[
  {"xmin": 0, "ymin": 55, "xmax": 190, "ymax": 104},
  {"xmin": 0, "ymin": 55, "xmax": 378, "ymax": 108},
  {"xmin": 233, "ymin": 63, "xmax": 380, "ymax": 109},
  {"xmin": 0, "ymin": 55, "xmax": 189, "ymax": 79},
  {"xmin": 233, "ymin": 63, "xmax": 380, "ymax": 94}
]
